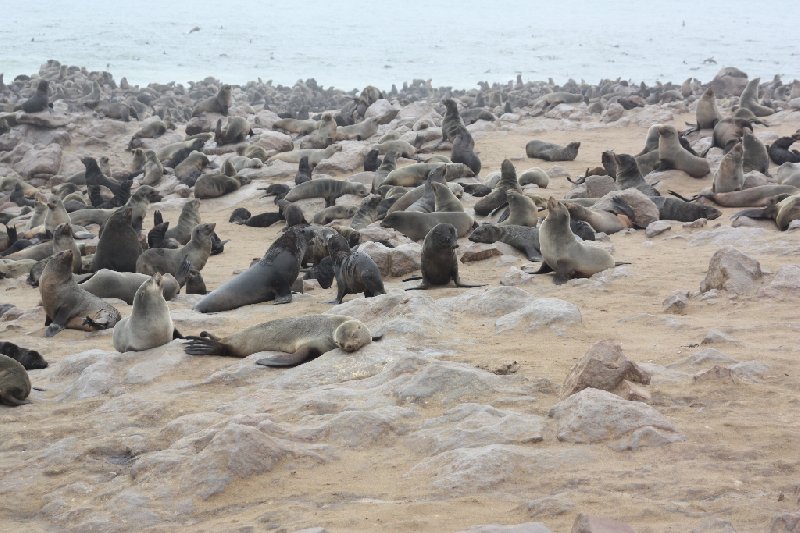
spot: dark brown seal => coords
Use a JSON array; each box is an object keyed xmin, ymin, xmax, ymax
[
  {"xmin": 405, "ymin": 223, "xmax": 485, "ymax": 290},
  {"xmin": 326, "ymin": 232, "xmax": 385, "ymax": 304}
]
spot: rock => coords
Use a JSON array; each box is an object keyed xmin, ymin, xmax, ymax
[
  {"xmin": 12, "ymin": 111, "xmax": 71, "ymax": 129},
  {"xmin": 768, "ymin": 511, "xmax": 800, "ymax": 532},
  {"xmin": 439, "ymin": 286, "xmax": 534, "ymax": 317},
  {"xmin": 662, "ymin": 291, "xmax": 689, "ymax": 314},
  {"xmin": 495, "ymin": 298, "xmax": 582, "ymax": 333},
  {"xmin": 253, "ymin": 130, "xmax": 293, "ymax": 153},
  {"xmin": 501, "ymin": 267, "xmax": 535, "ymax": 286},
  {"xmin": 358, "ymin": 224, "xmax": 413, "ymax": 247},
  {"xmin": 560, "ymin": 340, "xmax": 651, "ymax": 398},
  {"xmin": 646, "ymin": 220, "xmax": 671, "ymax": 238},
  {"xmin": 0, "ymin": 258, "xmax": 36, "ymax": 277},
  {"xmin": 12, "ymin": 142, "xmax": 62, "ymax": 178},
  {"xmin": 185, "ymin": 116, "xmax": 214, "ymax": 136},
  {"xmin": 700, "ymin": 246, "xmax": 763, "ymax": 296},
  {"xmin": 595, "ymin": 188, "xmax": 660, "ymax": 228},
  {"xmin": 549, "ymin": 388, "xmax": 684, "ymax": 449},
  {"xmin": 691, "ymin": 518, "xmax": 737, "ymax": 533},
  {"xmin": 564, "ymin": 184, "xmax": 589, "ymax": 199},
  {"xmin": 571, "ymin": 514, "xmax": 636, "ymax": 533},
  {"xmin": 743, "ymin": 170, "xmax": 769, "ymax": 189},
  {"xmin": 315, "ymin": 141, "xmax": 367, "ymax": 174},
  {"xmin": 614, "ymin": 379, "xmax": 652, "ymax": 402},
  {"xmin": 584, "ymin": 175, "xmax": 617, "ymax": 198},
  {"xmin": 291, "ymin": 528, "xmax": 329, "ymax": 533},
  {"xmin": 460, "ymin": 243, "xmax": 502, "ymax": 262},
  {"xmin": 730, "ymin": 360, "xmax": 769, "ymax": 381},
  {"xmin": 358, "ymin": 241, "xmax": 392, "ymax": 276},
  {"xmin": 693, "ymin": 365, "xmax": 736, "ymax": 384},
  {"xmin": 547, "ymin": 166, "xmax": 571, "ymax": 179},
  {"xmin": 458, "ymin": 523, "xmax": 553, "ymax": 533},
  {"xmin": 328, "ymin": 292, "xmax": 448, "ymax": 338},
  {"xmin": 409, "ymin": 403, "xmax": 545, "ymax": 454},
  {"xmin": 683, "ymin": 218, "xmax": 708, "ymax": 229},
  {"xmin": 390, "ymin": 242, "xmax": 422, "ymax": 277},
  {"xmin": 701, "ymin": 330, "xmax": 738, "ymax": 344},
  {"xmin": 671, "ymin": 348, "xmax": 737, "ymax": 368},
  {"xmin": 364, "ymin": 99, "xmax": 399, "ymax": 123},
  {"xmin": 601, "ymin": 102, "xmax": 625, "ymax": 122},
  {"xmin": 759, "ymin": 264, "xmax": 800, "ymax": 298},
  {"xmin": 519, "ymin": 495, "xmax": 575, "ymax": 518},
  {"xmin": 709, "ymin": 67, "xmax": 749, "ymax": 97}
]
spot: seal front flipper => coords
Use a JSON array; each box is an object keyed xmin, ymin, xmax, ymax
[
  {"xmin": 402, "ymin": 275, "xmax": 423, "ymax": 282},
  {"xmin": 553, "ymin": 260, "xmax": 575, "ymax": 285},
  {"xmin": 525, "ymin": 262, "xmax": 553, "ymax": 274},
  {"xmin": 183, "ymin": 332, "xmax": 234, "ymax": 356},
  {"xmin": 44, "ymin": 323, "xmax": 64, "ymax": 338},
  {"xmin": 0, "ymin": 392, "xmax": 30, "ymax": 407},
  {"xmin": 256, "ymin": 347, "xmax": 317, "ymax": 367},
  {"xmin": 172, "ymin": 329, "xmax": 183, "ymax": 340}
]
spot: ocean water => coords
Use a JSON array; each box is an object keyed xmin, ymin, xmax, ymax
[{"xmin": 2, "ymin": 0, "xmax": 799, "ymax": 91}]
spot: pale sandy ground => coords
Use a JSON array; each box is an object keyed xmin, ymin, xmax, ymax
[{"xmin": 1, "ymin": 105, "xmax": 800, "ymax": 532}]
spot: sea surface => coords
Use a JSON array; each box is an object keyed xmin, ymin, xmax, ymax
[{"xmin": 2, "ymin": 0, "xmax": 799, "ymax": 91}]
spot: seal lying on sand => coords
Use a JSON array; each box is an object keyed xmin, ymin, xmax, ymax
[
  {"xmin": 0, "ymin": 341, "xmax": 48, "ymax": 370},
  {"xmin": 526, "ymin": 140, "xmax": 580, "ymax": 161},
  {"xmin": 0, "ymin": 354, "xmax": 31, "ymax": 407},
  {"xmin": 733, "ymin": 193, "xmax": 800, "ymax": 230},
  {"xmin": 405, "ymin": 223, "xmax": 485, "ymax": 290},
  {"xmin": 40, "ymin": 250, "xmax": 121, "ymax": 336},
  {"xmin": 532, "ymin": 197, "xmax": 616, "ymax": 283},
  {"xmin": 381, "ymin": 211, "xmax": 474, "ymax": 241},
  {"xmin": 469, "ymin": 224, "xmax": 541, "ymax": 261},
  {"xmin": 113, "ymin": 274, "xmax": 179, "ymax": 352},
  {"xmin": 184, "ymin": 314, "xmax": 376, "ymax": 367},
  {"xmin": 285, "ymin": 179, "xmax": 368, "ymax": 207}
]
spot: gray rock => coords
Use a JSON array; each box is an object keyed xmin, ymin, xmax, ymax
[
  {"xmin": 549, "ymin": 388, "xmax": 684, "ymax": 449},
  {"xmin": 458, "ymin": 523, "xmax": 553, "ymax": 533},
  {"xmin": 690, "ymin": 517, "xmax": 737, "ymax": 533},
  {"xmin": 495, "ymin": 298, "xmax": 582, "ymax": 333},
  {"xmin": 409, "ymin": 403, "xmax": 544, "ymax": 454},
  {"xmin": 328, "ymin": 291, "xmax": 448, "ymax": 338},
  {"xmin": 254, "ymin": 130, "xmax": 294, "ymax": 153},
  {"xmin": 759, "ymin": 264, "xmax": 800, "ymax": 298},
  {"xmin": 358, "ymin": 241, "xmax": 392, "ymax": 277},
  {"xmin": 390, "ymin": 242, "xmax": 422, "ymax": 277},
  {"xmin": 519, "ymin": 495, "xmax": 575, "ymax": 518},
  {"xmin": 700, "ymin": 246, "xmax": 763, "ymax": 295},
  {"xmin": 315, "ymin": 141, "xmax": 367, "ymax": 174},
  {"xmin": 364, "ymin": 99, "xmax": 399, "ymax": 123},
  {"xmin": 571, "ymin": 514, "xmax": 636, "ymax": 533},
  {"xmin": 440, "ymin": 286, "xmax": 534, "ymax": 317},
  {"xmin": 669, "ymin": 349, "xmax": 738, "ymax": 368},
  {"xmin": 662, "ymin": 291, "xmax": 689, "ymax": 314},
  {"xmin": 768, "ymin": 511, "xmax": 800, "ymax": 532},
  {"xmin": 13, "ymin": 142, "xmax": 62, "ymax": 178},
  {"xmin": 560, "ymin": 340, "xmax": 651, "ymax": 398},
  {"xmin": 601, "ymin": 102, "xmax": 625, "ymax": 122},
  {"xmin": 701, "ymin": 330, "xmax": 738, "ymax": 344},
  {"xmin": 584, "ymin": 175, "xmax": 617, "ymax": 198},
  {"xmin": 646, "ymin": 220, "xmax": 672, "ymax": 238},
  {"xmin": 501, "ymin": 267, "xmax": 536, "ymax": 286}
]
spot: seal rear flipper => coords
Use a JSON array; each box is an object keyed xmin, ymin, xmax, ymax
[
  {"xmin": 523, "ymin": 245, "xmax": 542, "ymax": 261},
  {"xmin": 655, "ymin": 159, "xmax": 676, "ymax": 171},
  {"xmin": 183, "ymin": 334, "xmax": 232, "ymax": 356},
  {"xmin": 0, "ymin": 392, "xmax": 30, "ymax": 407},
  {"xmin": 174, "ymin": 257, "xmax": 192, "ymax": 287},
  {"xmin": 526, "ymin": 261, "xmax": 553, "ymax": 274},
  {"xmin": 44, "ymin": 323, "xmax": 64, "ymax": 337},
  {"xmin": 553, "ymin": 260, "xmax": 575, "ymax": 285},
  {"xmin": 402, "ymin": 275, "xmax": 423, "ymax": 282},
  {"xmin": 732, "ymin": 207, "xmax": 769, "ymax": 220},
  {"xmin": 668, "ymin": 190, "xmax": 697, "ymax": 202},
  {"xmin": 256, "ymin": 347, "xmax": 317, "ymax": 367}
]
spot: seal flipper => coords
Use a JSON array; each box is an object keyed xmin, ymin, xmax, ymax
[
  {"xmin": 256, "ymin": 346, "xmax": 318, "ymax": 367},
  {"xmin": 45, "ymin": 323, "xmax": 64, "ymax": 337},
  {"xmin": 184, "ymin": 332, "xmax": 234, "ymax": 356},
  {"xmin": 732, "ymin": 207, "xmax": 769, "ymax": 220},
  {"xmin": 0, "ymin": 392, "xmax": 30, "ymax": 407},
  {"xmin": 553, "ymin": 259, "xmax": 575, "ymax": 285},
  {"xmin": 174, "ymin": 257, "xmax": 192, "ymax": 288},
  {"xmin": 402, "ymin": 275, "xmax": 423, "ymax": 282},
  {"xmin": 172, "ymin": 329, "xmax": 183, "ymax": 340}
]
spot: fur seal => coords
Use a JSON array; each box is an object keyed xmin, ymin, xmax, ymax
[
  {"xmin": 80, "ymin": 267, "xmax": 183, "ymax": 304},
  {"xmin": 174, "ymin": 151, "xmax": 210, "ymax": 186},
  {"xmin": 768, "ymin": 135, "xmax": 800, "ymax": 165},
  {"xmin": 0, "ymin": 341, "xmax": 48, "ymax": 370},
  {"xmin": 214, "ymin": 116, "xmax": 251, "ymax": 145},
  {"xmin": 194, "ymin": 226, "xmax": 308, "ymax": 313},
  {"xmin": 351, "ymin": 194, "xmax": 382, "ymax": 230},
  {"xmin": 535, "ymin": 197, "xmax": 615, "ymax": 283},
  {"xmin": 16, "ymin": 79, "xmax": 49, "ymax": 113},
  {"xmin": 269, "ymin": 144, "xmax": 340, "ymax": 165},
  {"xmin": 273, "ymin": 117, "xmax": 319, "ymax": 135},
  {"xmin": 519, "ymin": 167, "xmax": 550, "ymax": 188},
  {"xmin": 500, "ymin": 190, "xmax": 538, "ymax": 226},
  {"xmin": 381, "ymin": 211, "xmax": 474, "ymax": 241},
  {"xmin": 82, "ymin": 157, "xmax": 131, "ymax": 205},
  {"xmin": 295, "ymin": 156, "xmax": 313, "ymax": 185},
  {"xmin": 229, "ymin": 208, "xmax": 283, "ymax": 227},
  {"xmin": 742, "ymin": 130, "xmax": 770, "ymax": 174},
  {"xmin": 142, "ymin": 149, "xmax": 164, "ymax": 186},
  {"xmin": 192, "ymin": 84, "xmax": 231, "ymax": 116},
  {"xmin": 44, "ymin": 197, "xmax": 70, "ymax": 235},
  {"xmin": 440, "ymin": 98, "xmax": 469, "ymax": 143},
  {"xmin": 777, "ymin": 163, "xmax": 800, "ymax": 186},
  {"xmin": 40, "ymin": 250, "xmax": 121, "ymax": 336},
  {"xmin": 158, "ymin": 137, "xmax": 207, "ymax": 166},
  {"xmin": 186, "ymin": 269, "xmax": 208, "ymax": 294},
  {"xmin": 113, "ymin": 274, "xmax": 178, "ymax": 352},
  {"xmin": 164, "ymin": 200, "xmax": 201, "ymax": 244},
  {"xmin": 372, "ymin": 140, "xmax": 416, "ymax": 158},
  {"xmin": 525, "ymin": 140, "xmax": 580, "ymax": 162},
  {"xmin": 184, "ymin": 314, "xmax": 374, "ymax": 367},
  {"xmin": 688, "ymin": 184, "xmax": 799, "ymax": 207},
  {"xmin": 475, "ymin": 159, "xmax": 521, "ymax": 216},
  {"xmin": 194, "ymin": 167, "xmax": 250, "ymax": 199},
  {"xmin": 0, "ymin": 354, "xmax": 31, "ymax": 407},
  {"xmin": 93, "ymin": 207, "xmax": 142, "ymax": 273},
  {"xmin": 335, "ymin": 116, "xmax": 378, "ymax": 141},
  {"xmin": 405, "ymin": 223, "xmax": 484, "ymax": 290},
  {"xmin": 300, "ymin": 112, "xmax": 337, "ymax": 148},
  {"xmin": 451, "ymin": 133, "xmax": 481, "ymax": 175},
  {"xmin": 136, "ymin": 222, "xmax": 216, "ymax": 275},
  {"xmin": 733, "ymin": 193, "xmax": 800, "ymax": 230},
  {"xmin": 608, "ymin": 152, "xmax": 659, "ymax": 196},
  {"xmin": 566, "ymin": 203, "xmax": 630, "ymax": 234},
  {"xmin": 432, "ymin": 181, "xmax": 464, "ymax": 212},
  {"xmin": 327, "ymin": 232, "xmax": 385, "ymax": 303},
  {"xmin": 383, "ymin": 163, "xmax": 444, "ymax": 187},
  {"xmin": 312, "ymin": 205, "xmax": 357, "ymax": 225},
  {"xmin": 713, "ymin": 142, "xmax": 744, "ymax": 193},
  {"xmin": 713, "ymin": 118, "xmax": 751, "ymax": 152},
  {"xmin": 468, "ymin": 223, "xmax": 541, "ymax": 260},
  {"xmin": 650, "ymin": 197, "xmax": 721, "ymax": 222},
  {"xmin": 658, "ymin": 126, "xmax": 710, "ymax": 178},
  {"xmin": 739, "ymin": 78, "xmax": 773, "ymax": 117},
  {"xmin": 364, "ymin": 149, "xmax": 381, "ymax": 171},
  {"xmin": 694, "ymin": 88, "xmax": 721, "ymax": 129},
  {"xmin": 285, "ymin": 178, "xmax": 368, "ymax": 207}
]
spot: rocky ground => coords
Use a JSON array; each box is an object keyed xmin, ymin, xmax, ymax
[{"xmin": 0, "ymin": 63, "xmax": 800, "ymax": 532}]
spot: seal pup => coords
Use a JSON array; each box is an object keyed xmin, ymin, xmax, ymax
[
  {"xmin": 405, "ymin": 223, "xmax": 485, "ymax": 290},
  {"xmin": 92, "ymin": 206, "xmax": 142, "ymax": 273},
  {"xmin": 141, "ymin": 149, "xmax": 164, "ymax": 186},
  {"xmin": 474, "ymin": 159, "xmax": 521, "ymax": 216},
  {"xmin": 185, "ymin": 269, "xmax": 208, "ymax": 294},
  {"xmin": 113, "ymin": 274, "xmax": 179, "ymax": 352},
  {"xmin": 733, "ymin": 193, "xmax": 800, "ymax": 230},
  {"xmin": 534, "ymin": 197, "xmax": 615, "ymax": 283},
  {"xmin": 136, "ymin": 223, "xmax": 216, "ymax": 275},
  {"xmin": 0, "ymin": 354, "xmax": 31, "ymax": 407},
  {"xmin": 269, "ymin": 144, "xmax": 340, "ymax": 165},
  {"xmin": 284, "ymin": 178, "xmax": 368, "ymax": 207},
  {"xmin": 82, "ymin": 157, "xmax": 130, "ymax": 205},
  {"xmin": 381, "ymin": 211, "xmax": 474, "ymax": 241},
  {"xmin": 650, "ymin": 197, "xmax": 721, "ymax": 222},
  {"xmin": 469, "ymin": 223, "xmax": 541, "ymax": 261},
  {"xmin": 192, "ymin": 84, "xmax": 231, "ymax": 116},
  {"xmin": 693, "ymin": 88, "xmax": 721, "ymax": 129},
  {"xmin": 0, "ymin": 341, "xmax": 48, "ymax": 370},
  {"xmin": 713, "ymin": 142, "xmax": 744, "ymax": 193},
  {"xmin": 327, "ymin": 232, "xmax": 385, "ymax": 304},
  {"xmin": 44, "ymin": 197, "xmax": 70, "ymax": 235},
  {"xmin": 451, "ymin": 133, "xmax": 481, "ymax": 175},
  {"xmin": 80, "ymin": 267, "xmax": 183, "ymax": 304},
  {"xmin": 214, "ymin": 116, "xmax": 251, "ymax": 145},
  {"xmin": 432, "ymin": 181, "xmax": 464, "ymax": 212},
  {"xmin": 40, "ymin": 250, "xmax": 121, "ymax": 336},
  {"xmin": 312, "ymin": 205, "xmax": 357, "ymax": 225},
  {"xmin": 608, "ymin": 152, "xmax": 659, "ymax": 196},
  {"xmin": 175, "ymin": 151, "xmax": 210, "ymax": 186},
  {"xmin": 295, "ymin": 156, "xmax": 313, "ymax": 185},
  {"xmin": 768, "ymin": 135, "xmax": 800, "ymax": 165},
  {"xmin": 519, "ymin": 167, "xmax": 550, "ymax": 188},
  {"xmin": 440, "ymin": 98, "xmax": 469, "ymax": 144},
  {"xmin": 229, "ymin": 208, "xmax": 283, "ymax": 227},
  {"xmin": 194, "ymin": 226, "xmax": 308, "ymax": 313},
  {"xmin": 526, "ymin": 140, "xmax": 580, "ymax": 161},
  {"xmin": 335, "ymin": 116, "xmax": 379, "ymax": 141},
  {"xmin": 363, "ymin": 149, "xmax": 381, "ymax": 171},
  {"xmin": 351, "ymin": 194, "xmax": 382, "ymax": 230},
  {"xmin": 164, "ymin": 200, "xmax": 201, "ymax": 244},
  {"xmin": 742, "ymin": 130, "xmax": 770, "ymax": 175},
  {"xmin": 499, "ymin": 190, "xmax": 538, "ymax": 226},
  {"xmin": 52, "ymin": 222, "xmax": 81, "ymax": 273},
  {"xmin": 566, "ymin": 203, "xmax": 630, "ymax": 234},
  {"xmin": 184, "ymin": 314, "xmax": 375, "ymax": 367},
  {"xmin": 658, "ymin": 126, "xmax": 710, "ymax": 178},
  {"xmin": 15, "ymin": 79, "xmax": 49, "ymax": 113},
  {"xmin": 194, "ymin": 167, "xmax": 250, "ymax": 199},
  {"xmin": 739, "ymin": 78, "xmax": 773, "ymax": 117}
]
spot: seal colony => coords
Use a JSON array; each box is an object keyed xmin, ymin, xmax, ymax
[{"xmin": 0, "ymin": 59, "xmax": 799, "ymax": 532}]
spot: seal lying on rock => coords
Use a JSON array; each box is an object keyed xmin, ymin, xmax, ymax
[
  {"xmin": 526, "ymin": 140, "xmax": 580, "ymax": 161},
  {"xmin": 405, "ymin": 223, "xmax": 485, "ymax": 290},
  {"xmin": 469, "ymin": 224, "xmax": 542, "ymax": 261},
  {"xmin": 184, "ymin": 314, "xmax": 376, "ymax": 367},
  {"xmin": 40, "ymin": 250, "xmax": 121, "ymax": 336},
  {"xmin": 113, "ymin": 274, "xmax": 180, "ymax": 352},
  {"xmin": 0, "ymin": 354, "xmax": 31, "ymax": 407},
  {"xmin": 327, "ymin": 232, "xmax": 385, "ymax": 304},
  {"xmin": 532, "ymin": 197, "xmax": 616, "ymax": 283},
  {"xmin": 80, "ymin": 266, "xmax": 185, "ymax": 304},
  {"xmin": 381, "ymin": 211, "xmax": 474, "ymax": 241}
]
